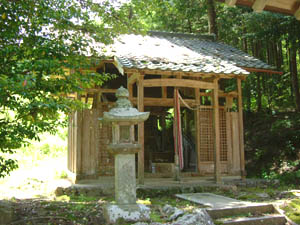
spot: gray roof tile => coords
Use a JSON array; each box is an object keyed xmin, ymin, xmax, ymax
[{"xmin": 103, "ymin": 31, "xmax": 276, "ymax": 75}]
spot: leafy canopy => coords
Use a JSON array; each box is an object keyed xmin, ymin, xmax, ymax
[{"xmin": 0, "ymin": 0, "xmax": 141, "ymax": 178}]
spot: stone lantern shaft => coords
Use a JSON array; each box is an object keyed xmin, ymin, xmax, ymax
[{"xmin": 100, "ymin": 86, "xmax": 150, "ymax": 224}]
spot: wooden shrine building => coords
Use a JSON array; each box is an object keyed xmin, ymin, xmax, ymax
[
  {"xmin": 218, "ymin": 0, "xmax": 300, "ymax": 20},
  {"xmin": 67, "ymin": 31, "xmax": 278, "ymax": 184}
]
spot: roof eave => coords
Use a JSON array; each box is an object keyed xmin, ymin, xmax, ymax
[{"xmin": 242, "ymin": 67, "xmax": 283, "ymax": 75}]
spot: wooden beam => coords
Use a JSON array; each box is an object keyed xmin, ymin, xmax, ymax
[
  {"xmin": 213, "ymin": 79, "xmax": 221, "ymax": 183},
  {"xmin": 137, "ymin": 74, "xmax": 145, "ymax": 185},
  {"xmin": 252, "ymin": 0, "xmax": 268, "ymax": 12},
  {"xmin": 128, "ymin": 73, "xmax": 138, "ymax": 85},
  {"xmin": 132, "ymin": 97, "xmax": 196, "ymax": 107},
  {"xmin": 143, "ymin": 78, "xmax": 215, "ymax": 89},
  {"xmin": 225, "ymin": 0, "xmax": 237, "ymax": 7},
  {"xmin": 242, "ymin": 67, "xmax": 283, "ymax": 75},
  {"xmin": 199, "ymin": 91, "xmax": 238, "ymax": 98},
  {"xmin": 113, "ymin": 56, "xmax": 124, "ymax": 75},
  {"xmin": 295, "ymin": 6, "xmax": 300, "ymax": 20},
  {"xmin": 131, "ymin": 97, "xmax": 227, "ymax": 109},
  {"xmin": 86, "ymin": 88, "xmax": 117, "ymax": 93},
  {"xmin": 124, "ymin": 68, "xmax": 247, "ymax": 80},
  {"xmin": 127, "ymin": 82, "xmax": 133, "ymax": 100},
  {"xmin": 216, "ymin": 0, "xmax": 296, "ymax": 16},
  {"xmin": 237, "ymin": 78, "xmax": 246, "ymax": 179},
  {"xmin": 195, "ymin": 88, "xmax": 201, "ymax": 174}
]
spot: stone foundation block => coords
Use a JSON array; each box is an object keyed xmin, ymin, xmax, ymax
[{"xmin": 103, "ymin": 203, "xmax": 150, "ymax": 224}]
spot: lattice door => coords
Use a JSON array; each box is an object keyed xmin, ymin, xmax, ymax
[{"xmin": 199, "ymin": 107, "xmax": 227, "ymax": 162}]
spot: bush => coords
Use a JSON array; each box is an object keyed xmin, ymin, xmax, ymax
[{"xmin": 245, "ymin": 112, "xmax": 300, "ymax": 182}]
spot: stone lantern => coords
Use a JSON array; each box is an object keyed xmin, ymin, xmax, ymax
[{"xmin": 100, "ymin": 86, "xmax": 150, "ymax": 224}]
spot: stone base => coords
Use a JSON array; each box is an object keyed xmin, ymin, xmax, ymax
[{"xmin": 103, "ymin": 203, "xmax": 150, "ymax": 224}]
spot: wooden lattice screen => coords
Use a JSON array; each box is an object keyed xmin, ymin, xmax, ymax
[{"xmin": 199, "ymin": 107, "xmax": 227, "ymax": 162}]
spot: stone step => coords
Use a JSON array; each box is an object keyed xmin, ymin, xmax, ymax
[
  {"xmin": 206, "ymin": 203, "xmax": 275, "ymax": 219},
  {"xmin": 217, "ymin": 214, "xmax": 287, "ymax": 225}
]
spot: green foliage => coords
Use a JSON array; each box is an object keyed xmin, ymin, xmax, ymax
[
  {"xmin": 245, "ymin": 112, "xmax": 300, "ymax": 181},
  {"xmin": 0, "ymin": 0, "xmax": 144, "ymax": 178}
]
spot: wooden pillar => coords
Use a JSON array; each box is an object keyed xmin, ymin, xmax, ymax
[
  {"xmin": 173, "ymin": 87, "xmax": 180, "ymax": 181},
  {"xmin": 225, "ymin": 96, "xmax": 233, "ymax": 174},
  {"xmin": 237, "ymin": 78, "xmax": 246, "ymax": 179},
  {"xmin": 127, "ymin": 73, "xmax": 134, "ymax": 100},
  {"xmin": 75, "ymin": 93, "xmax": 82, "ymax": 176},
  {"xmin": 161, "ymin": 114, "xmax": 166, "ymax": 151},
  {"xmin": 213, "ymin": 79, "xmax": 221, "ymax": 183},
  {"xmin": 161, "ymin": 75, "xmax": 167, "ymax": 99},
  {"xmin": 195, "ymin": 88, "xmax": 201, "ymax": 173},
  {"xmin": 138, "ymin": 74, "xmax": 145, "ymax": 184},
  {"xmin": 67, "ymin": 113, "xmax": 73, "ymax": 172}
]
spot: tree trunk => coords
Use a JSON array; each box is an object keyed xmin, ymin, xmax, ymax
[
  {"xmin": 242, "ymin": 32, "xmax": 251, "ymax": 111},
  {"xmin": 245, "ymin": 79, "xmax": 251, "ymax": 112},
  {"xmin": 243, "ymin": 36, "xmax": 248, "ymax": 53},
  {"xmin": 257, "ymin": 73, "xmax": 262, "ymax": 112},
  {"xmin": 290, "ymin": 40, "xmax": 300, "ymax": 112},
  {"xmin": 206, "ymin": 0, "xmax": 218, "ymax": 39},
  {"xmin": 278, "ymin": 40, "xmax": 283, "ymax": 69},
  {"xmin": 252, "ymin": 41, "xmax": 263, "ymax": 112}
]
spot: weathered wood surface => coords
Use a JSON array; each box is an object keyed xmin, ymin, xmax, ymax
[
  {"xmin": 131, "ymin": 97, "xmax": 228, "ymax": 108},
  {"xmin": 225, "ymin": 0, "xmax": 237, "ymax": 6},
  {"xmin": 213, "ymin": 79, "xmax": 221, "ymax": 183},
  {"xmin": 138, "ymin": 74, "xmax": 145, "ymax": 184},
  {"xmin": 68, "ymin": 109, "xmax": 102, "ymax": 178},
  {"xmin": 225, "ymin": 98, "xmax": 233, "ymax": 174},
  {"xmin": 75, "ymin": 110, "xmax": 82, "ymax": 175},
  {"xmin": 67, "ymin": 113, "xmax": 75, "ymax": 173},
  {"xmin": 252, "ymin": 0, "xmax": 269, "ymax": 12},
  {"xmin": 81, "ymin": 110, "xmax": 100, "ymax": 175},
  {"xmin": 143, "ymin": 78, "xmax": 215, "ymax": 89},
  {"xmin": 231, "ymin": 112, "xmax": 241, "ymax": 175},
  {"xmin": 128, "ymin": 73, "xmax": 138, "ymax": 85},
  {"xmin": 195, "ymin": 88, "xmax": 201, "ymax": 174},
  {"xmin": 221, "ymin": 0, "xmax": 299, "ymax": 18},
  {"xmin": 124, "ymin": 68, "xmax": 246, "ymax": 79},
  {"xmin": 237, "ymin": 78, "xmax": 246, "ymax": 178}
]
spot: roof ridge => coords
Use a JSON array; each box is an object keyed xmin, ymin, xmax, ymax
[{"xmin": 148, "ymin": 30, "xmax": 216, "ymax": 41}]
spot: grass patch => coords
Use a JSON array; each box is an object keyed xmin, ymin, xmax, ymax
[
  {"xmin": 150, "ymin": 208, "xmax": 165, "ymax": 223},
  {"xmin": 281, "ymin": 199, "xmax": 300, "ymax": 224}
]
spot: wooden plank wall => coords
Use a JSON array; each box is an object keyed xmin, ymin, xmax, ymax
[
  {"xmin": 230, "ymin": 112, "xmax": 241, "ymax": 175},
  {"xmin": 67, "ymin": 111, "xmax": 82, "ymax": 174},
  {"xmin": 80, "ymin": 109, "xmax": 100, "ymax": 176},
  {"xmin": 98, "ymin": 106, "xmax": 114, "ymax": 176},
  {"xmin": 68, "ymin": 108, "xmax": 114, "ymax": 179}
]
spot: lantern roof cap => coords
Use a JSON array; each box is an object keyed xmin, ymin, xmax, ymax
[{"xmin": 101, "ymin": 86, "xmax": 149, "ymax": 123}]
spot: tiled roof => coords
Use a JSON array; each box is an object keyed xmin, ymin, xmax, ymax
[{"xmin": 103, "ymin": 31, "xmax": 275, "ymax": 75}]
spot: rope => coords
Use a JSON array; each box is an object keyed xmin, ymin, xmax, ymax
[{"xmin": 177, "ymin": 91, "xmax": 200, "ymax": 111}]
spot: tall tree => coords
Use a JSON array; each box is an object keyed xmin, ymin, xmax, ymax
[
  {"xmin": 0, "ymin": 0, "xmax": 140, "ymax": 178},
  {"xmin": 206, "ymin": 0, "xmax": 218, "ymax": 38},
  {"xmin": 289, "ymin": 40, "xmax": 300, "ymax": 112}
]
